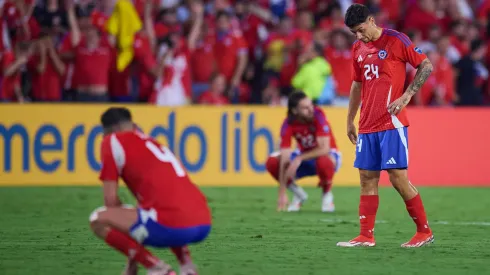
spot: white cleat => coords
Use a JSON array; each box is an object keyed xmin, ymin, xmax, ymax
[
  {"xmin": 287, "ymin": 194, "xmax": 307, "ymax": 212},
  {"xmin": 336, "ymin": 236, "xmax": 376, "ymax": 247},
  {"xmin": 321, "ymin": 191, "xmax": 335, "ymax": 212},
  {"xmin": 179, "ymin": 262, "xmax": 198, "ymax": 275},
  {"xmin": 147, "ymin": 263, "xmax": 176, "ymax": 275}
]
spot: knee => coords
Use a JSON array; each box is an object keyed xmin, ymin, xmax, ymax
[
  {"xmin": 89, "ymin": 206, "xmax": 107, "ymax": 234},
  {"xmin": 359, "ymin": 172, "xmax": 379, "ymax": 190},
  {"xmin": 265, "ymin": 155, "xmax": 280, "ymax": 174}
]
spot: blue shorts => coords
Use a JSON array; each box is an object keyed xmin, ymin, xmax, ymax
[
  {"xmin": 354, "ymin": 127, "xmax": 409, "ymax": 171},
  {"xmin": 130, "ymin": 208, "xmax": 211, "ymax": 248},
  {"xmin": 290, "ymin": 149, "xmax": 342, "ymax": 179}
]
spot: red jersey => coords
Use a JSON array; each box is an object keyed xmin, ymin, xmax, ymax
[
  {"xmin": 99, "ymin": 131, "xmax": 211, "ymax": 227},
  {"xmin": 280, "ymin": 107, "xmax": 338, "ymax": 153},
  {"xmin": 214, "ymin": 30, "xmax": 248, "ymax": 81},
  {"xmin": 352, "ymin": 29, "xmax": 427, "ymax": 133}
]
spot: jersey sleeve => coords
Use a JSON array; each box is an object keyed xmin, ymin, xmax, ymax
[
  {"xmin": 314, "ymin": 108, "xmax": 330, "ymax": 137},
  {"xmin": 352, "ymin": 47, "xmax": 362, "ymax": 82},
  {"xmin": 393, "ymin": 32, "xmax": 427, "ymax": 68},
  {"xmin": 99, "ymin": 135, "xmax": 120, "ymax": 182},
  {"xmin": 279, "ymin": 119, "xmax": 293, "ymax": 149}
]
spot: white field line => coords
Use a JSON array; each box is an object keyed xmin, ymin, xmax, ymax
[{"xmin": 315, "ymin": 218, "xmax": 490, "ymax": 226}]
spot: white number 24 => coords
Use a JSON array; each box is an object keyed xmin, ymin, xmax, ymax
[
  {"xmin": 146, "ymin": 141, "xmax": 186, "ymax": 177},
  {"xmin": 363, "ymin": 64, "xmax": 379, "ymax": 80}
]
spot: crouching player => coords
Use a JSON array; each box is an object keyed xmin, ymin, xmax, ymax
[
  {"xmin": 266, "ymin": 91, "xmax": 341, "ymax": 212},
  {"xmin": 89, "ymin": 107, "xmax": 211, "ymax": 275}
]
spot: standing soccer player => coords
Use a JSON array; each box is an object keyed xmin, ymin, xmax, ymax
[
  {"xmin": 89, "ymin": 107, "xmax": 211, "ymax": 275},
  {"xmin": 337, "ymin": 4, "xmax": 434, "ymax": 248},
  {"xmin": 266, "ymin": 91, "xmax": 341, "ymax": 212}
]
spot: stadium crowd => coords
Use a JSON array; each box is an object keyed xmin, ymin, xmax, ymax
[{"xmin": 0, "ymin": 0, "xmax": 490, "ymax": 106}]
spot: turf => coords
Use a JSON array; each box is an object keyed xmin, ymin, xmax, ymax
[{"xmin": 1, "ymin": 186, "xmax": 490, "ymax": 275}]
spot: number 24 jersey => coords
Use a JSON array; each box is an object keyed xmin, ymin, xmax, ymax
[{"xmin": 352, "ymin": 28, "xmax": 427, "ymax": 134}]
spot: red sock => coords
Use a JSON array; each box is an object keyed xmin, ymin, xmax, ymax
[
  {"xmin": 171, "ymin": 246, "xmax": 191, "ymax": 265},
  {"xmin": 405, "ymin": 194, "xmax": 431, "ymax": 233},
  {"xmin": 316, "ymin": 156, "xmax": 335, "ymax": 193},
  {"xmin": 359, "ymin": 195, "xmax": 379, "ymax": 238},
  {"xmin": 105, "ymin": 229, "xmax": 160, "ymax": 268}
]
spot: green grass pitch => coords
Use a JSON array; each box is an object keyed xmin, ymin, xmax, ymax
[{"xmin": 1, "ymin": 186, "xmax": 490, "ymax": 275}]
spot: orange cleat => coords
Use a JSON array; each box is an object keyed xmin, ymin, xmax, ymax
[
  {"xmin": 336, "ymin": 235, "xmax": 376, "ymax": 247},
  {"xmin": 401, "ymin": 231, "xmax": 434, "ymax": 248}
]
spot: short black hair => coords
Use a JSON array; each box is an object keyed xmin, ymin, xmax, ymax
[
  {"xmin": 216, "ymin": 10, "xmax": 232, "ymax": 20},
  {"xmin": 101, "ymin": 107, "xmax": 132, "ymax": 129},
  {"xmin": 470, "ymin": 39, "xmax": 484, "ymax": 53},
  {"xmin": 344, "ymin": 4, "xmax": 371, "ymax": 29},
  {"xmin": 287, "ymin": 91, "xmax": 308, "ymax": 120}
]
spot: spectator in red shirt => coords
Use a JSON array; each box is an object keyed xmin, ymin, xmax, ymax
[
  {"xmin": 198, "ymin": 73, "xmax": 229, "ymax": 105},
  {"xmin": 403, "ymin": 0, "xmax": 442, "ymax": 39},
  {"xmin": 1, "ymin": 41, "xmax": 31, "ymax": 102},
  {"xmin": 66, "ymin": 0, "xmax": 113, "ymax": 102},
  {"xmin": 262, "ymin": 77, "xmax": 286, "ymax": 106},
  {"xmin": 190, "ymin": 19, "xmax": 215, "ymax": 100},
  {"xmin": 324, "ymin": 29, "xmax": 352, "ymax": 98},
  {"xmin": 214, "ymin": 10, "xmax": 248, "ymax": 103},
  {"xmin": 27, "ymin": 32, "xmax": 65, "ymax": 101}
]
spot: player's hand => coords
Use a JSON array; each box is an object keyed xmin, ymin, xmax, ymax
[
  {"xmin": 347, "ymin": 122, "xmax": 357, "ymax": 145},
  {"xmin": 388, "ymin": 93, "xmax": 412, "ymax": 115},
  {"xmin": 285, "ymin": 157, "xmax": 301, "ymax": 182},
  {"xmin": 277, "ymin": 188, "xmax": 288, "ymax": 212}
]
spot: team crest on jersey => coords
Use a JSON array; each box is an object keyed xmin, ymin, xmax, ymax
[
  {"xmin": 414, "ymin": 47, "xmax": 423, "ymax": 54},
  {"xmin": 323, "ymin": 125, "xmax": 330, "ymax": 133},
  {"xmin": 309, "ymin": 126, "xmax": 316, "ymax": 132},
  {"xmin": 378, "ymin": 50, "xmax": 387, "ymax": 60}
]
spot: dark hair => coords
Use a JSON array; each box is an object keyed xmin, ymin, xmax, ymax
[
  {"xmin": 216, "ymin": 10, "xmax": 232, "ymax": 20},
  {"xmin": 344, "ymin": 4, "xmax": 371, "ymax": 29},
  {"xmin": 101, "ymin": 107, "xmax": 132, "ymax": 130},
  {"xmin": 287, "ymin": 91, "xmax": 307, "ymax": 121},
  {"xmin": 470, "ymin": 39, "xmax": 484, "ymax": 53}
]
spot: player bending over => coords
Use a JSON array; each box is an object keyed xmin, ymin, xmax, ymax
[
  {"xmin": 337, "ymin": 4, "xmax": 434, "ymax": 248},
  {"xmin": 266, "ymin": 91, "xmax": 341, "ymax": 212},
  {"xmin": 89, "ymin": 107, "xmax": 212, "ymax": 275}
]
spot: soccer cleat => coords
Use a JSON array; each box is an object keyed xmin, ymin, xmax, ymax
[
  {"xmin": 179, "ymin": 262, "xmax": 198, "ymax": 275},
  {"xmin": 336, "ymin": 235, "xmax": 376, "ymax": 247},
  {"xmin": 287, "ymin": 194, "xmax": 308, "ymax": 212},
  {"xmin": 401, "ymin": 232, "xmax": 434, "ymax": 248},
  {"xmin": 321, "ymin": 191, "xmax": 335, "ymax": 212},
  {"xmin": 147, "ymin": 262, "xmax": 175, "ymax": 275}
]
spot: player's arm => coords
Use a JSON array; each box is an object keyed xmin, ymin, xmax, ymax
[
  {"xmin": 278, "ymin": 123, "xmax": 293, "ymax": 188},
  {"xmin": 347, "ymin": 45, "xmax": 362, "ymax": 144},
  {"xmin": 102, "ymin": 181, "xmax": 122, "ymax": 207},
  {"xmin": 388, "ymin": 34, "xmax": 433, "ymax": 115},
  {"xmin": 99, "ymin": 136, "xmax": 122, "ymax": 207},
  {"xmin": 404, "ymin": 58, "xmax": 433, "ymax": 98},
  {"xmin": 347, "ymin": 81, "xmax": 361, "ymax": 144}
]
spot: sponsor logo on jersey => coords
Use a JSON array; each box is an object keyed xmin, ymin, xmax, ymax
[{"xmin": 378, "ymin": 50, "xmax": 387, "ymax": 60}]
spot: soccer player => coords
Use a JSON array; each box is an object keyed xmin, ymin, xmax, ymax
[
  {"xmin": 265, "ymin": 91, "xmax": 341, "ymax": 212},
  {"xmin": 89, "ymin": 107, "xmax": 211, "ymax": 275},
  {"xmin": 336, "ymin": 4, "xmax": 434, "ymax": 248}
]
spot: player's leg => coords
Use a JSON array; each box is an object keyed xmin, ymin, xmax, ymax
[
  {"xmin": 315, "ymin": 154, "xmax": 337, "ymax": 212},
  {"xmin": 320, "ymin": 151, "xmax": 342, "ymax": 212},
  {"xmin": 265, "ymin": 151, "xmax": 309, "ymax": 210},
  {"xmin": 381, "ymin": 127, "xmax": 433, "ymax": 248},
  {"xmin": 139, "ymin": 221, "xmax": 211, "ymax": 275},
  {"xmin": 89, "ymin": 206, "xmax": 176, "ymax": 275},
  {"xmin": 337, "ymin": 132, "xmax": 381, "ymax": 247}
]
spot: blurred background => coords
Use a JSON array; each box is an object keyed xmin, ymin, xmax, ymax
[{"xmin": 1, "ymin": 0, "xmax": 490, "ymax": 107}]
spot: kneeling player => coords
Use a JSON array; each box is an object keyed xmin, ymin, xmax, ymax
[
  {"xmin": 266, "ymin": 92, "xmax": 341, "ymax": 212},
  {"xmin": 89, "ymin": 107, "xmax": 211, "ymax": 275}
]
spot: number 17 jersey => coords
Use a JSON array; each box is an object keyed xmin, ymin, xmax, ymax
[
  {"xmin": 99, "ymin": 130, "xmax": 211, "ymax": 227},
  {"xmin": 352, "ymin": 28, "xmax": 427, "ymax": 134}
]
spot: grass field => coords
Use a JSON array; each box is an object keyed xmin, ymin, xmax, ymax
[{"xmin": 1, "ymin": 186, "xmax": 490, "ymax": 275}]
